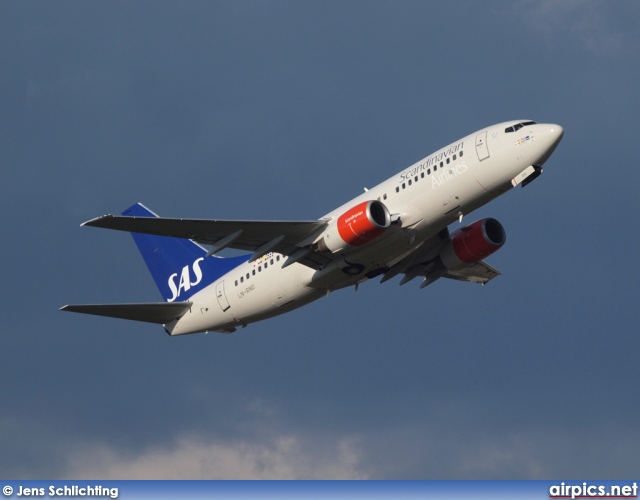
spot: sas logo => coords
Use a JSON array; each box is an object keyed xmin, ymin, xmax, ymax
[{"xmin": 167, "ymin": 258, "xmax": 204, "ymax": 302}]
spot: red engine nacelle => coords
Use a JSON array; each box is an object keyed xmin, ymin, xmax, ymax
[
  {"xmin": 440, "ymin": 218, "xmax": 506, "ymax": 270},
  {"xmin": 317, "ymin": 200, "xmax": 391, "ymax": 253}
]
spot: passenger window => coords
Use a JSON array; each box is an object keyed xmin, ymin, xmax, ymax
[
  {"xmin": 453, "ymin": 154, "xmax": 457, "ymax": 161},
  {"xmin": 460, "ymin": 150, "xmax": 464, "ymax": 157},
  {"xmin": 408, "ymin": 180, "xmax": 412, "ymax": 186},
  {"xmin": 396, "ymin": 187, "xmax": 399, "ymax": 193}
]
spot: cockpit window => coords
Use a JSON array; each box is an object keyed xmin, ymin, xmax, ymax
[{"xmin": 505, "ymin": 121, "xmax": 537, "ymax": 133}]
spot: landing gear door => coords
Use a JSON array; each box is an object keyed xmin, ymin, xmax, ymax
[
  {"xmin": 216, "ymin": 281, "xmax": 231, "ymax": 312},
  {"xmin": 475, "ymin": 131, "xmax": 490, "ymax": 161}
]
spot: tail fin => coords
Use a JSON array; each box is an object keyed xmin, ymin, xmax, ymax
[{"xmin": 122, "ymin": 203, "xmax": 248, "ymax": 302}]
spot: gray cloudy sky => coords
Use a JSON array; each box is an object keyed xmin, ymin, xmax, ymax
[{"xmin": 2, "ymin": 1, "xmax": 640, "ymax": 479}]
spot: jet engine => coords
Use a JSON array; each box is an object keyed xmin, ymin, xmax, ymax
[
  {"xmin": 439, "ymin": 218, "xmax": 506, "ymax": 269},
  {"xmin": 317, "ymin": 200, "xmax": 391, "ymax": 253}
]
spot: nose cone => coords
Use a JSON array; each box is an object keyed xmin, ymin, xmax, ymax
[
  {"xmin": 535, "ymin": 123, "xmax": 564, "ymax": 166},
  {"xmin": 549, "ymin": 124, "xmax": 564, "ymax": 144}
]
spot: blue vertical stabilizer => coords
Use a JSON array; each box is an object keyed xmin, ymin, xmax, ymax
[{"xmin": 122, "ymin": 203, "xmax": 248, "ymax": 302}]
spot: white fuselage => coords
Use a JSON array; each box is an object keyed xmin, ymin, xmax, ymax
[{"xmin": 166, "ymin": 121, "xmax": 563, "ymax": 335}]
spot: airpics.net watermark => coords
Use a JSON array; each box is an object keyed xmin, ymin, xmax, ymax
[
  {"xmin": 2, "ymin": 485, "xmax": 118, "ymax": 499},
  {"xmin": 549, "ymin": 482, "xmax": 638, "ymax": 499}
]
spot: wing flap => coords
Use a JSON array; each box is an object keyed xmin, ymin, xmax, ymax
[
  {"xmin": 443, "ymin": 260, "xmax": 502, "ymax": 284},
  {"xmin": 60, "ymin": 302, "xmax": 192, "ymax": 324}
]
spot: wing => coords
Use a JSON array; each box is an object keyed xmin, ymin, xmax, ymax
[
  {"xmin": 60, "ymin": 302, "xmax": 192, "ymax": 324},
  {"xmin": 380, "ymin": 232, "xmax": 502, "ymax": 288},
  {"xmin": 82, "ymin": 214, "xmax": 332, "ymax": 269}
]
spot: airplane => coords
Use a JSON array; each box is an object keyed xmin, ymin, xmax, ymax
[{"xmin": 61, "ymin": 120, "xmax": 564, "ymax": 335}]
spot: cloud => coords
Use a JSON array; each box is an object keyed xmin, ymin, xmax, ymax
[
  {"xmin": 6, "ymin": 407, "xmax": 640, "ymax": 479},
  {"xmin": 62, "ymin": 434, "xmax": 369, "ymax": 480},
  {"xmin": 514, "ymin": 0, "xmax": 637, "ymax": 56}
]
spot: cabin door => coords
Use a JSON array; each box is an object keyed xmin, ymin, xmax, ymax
[
  {"xmin": 216, "ymin": 281, "xmax": 231, "ymax": 312},
  {"xmin": 475, "ymin": 131, "xmax": 490, "ymax": 161}
]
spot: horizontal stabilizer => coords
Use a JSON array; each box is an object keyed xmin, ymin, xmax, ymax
[{"xmin": 60, "ymin": 302, "xmax": 192, "ymax": 324}]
